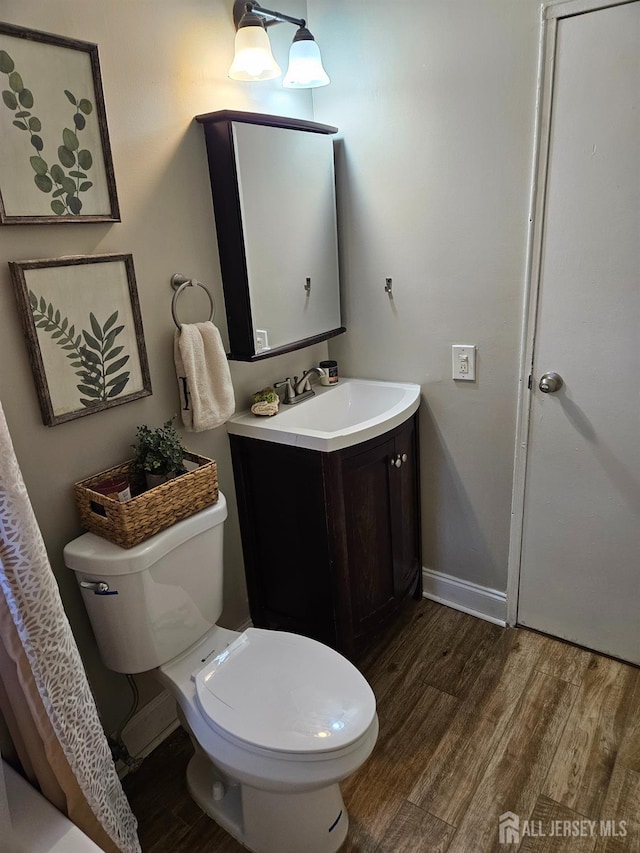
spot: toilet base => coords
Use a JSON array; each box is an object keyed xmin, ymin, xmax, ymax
[{"xmin": 186, "ymin": 751, "xmax": 349, "ymax": 853}]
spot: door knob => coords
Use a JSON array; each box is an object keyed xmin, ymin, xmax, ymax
[{"xmin": 539, "ymin": 372, "xmax": 563, "ymax": 393}]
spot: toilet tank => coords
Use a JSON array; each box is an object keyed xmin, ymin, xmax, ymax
[{"xmin": 64, "ymin": 492, "xmax": 228, "ymax": 674}]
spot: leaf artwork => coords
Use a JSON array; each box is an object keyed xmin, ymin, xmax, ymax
[
  {"xmin": 29, "ymin": 291, "xmax": 130, "ymax": 407},
  {"xmin": 0, "ymin": 49, "xmax": 94, "ymax": 215}
]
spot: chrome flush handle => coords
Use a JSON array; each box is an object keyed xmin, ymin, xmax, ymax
[{"xmin": 79, "ymin": 580, "xmax": 111, "ymax": 594}]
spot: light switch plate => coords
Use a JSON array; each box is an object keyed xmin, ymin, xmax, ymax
[
  {"xmin": 452, "ymin": 345, "xmax": 476, "ymax": 381},
  {"xmin": 255, "ymin": 329, "xmax": 270, "ymax": 353}
]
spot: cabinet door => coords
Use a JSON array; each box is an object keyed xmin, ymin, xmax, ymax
[
  {"xmin": 341, "ymin": 435, "xmax": 397, "ymax": 640},
  {"xmin": 232, "ymin": 122, "xmax": 341, "ymax": 352},
  {"xmin": 230, "ymin": 436, "xmax": 337, "ymax": 646},
  {"xmin": 197, "ymin": 111, "xmax": 345, "ymax": 361},
  {"xmin": 390, "ymin": 416, "xmax": 421, "ymax": 596}
]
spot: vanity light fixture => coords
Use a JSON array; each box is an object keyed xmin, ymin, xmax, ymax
[
  {"xmin": 230, "ymin": 0, "xmax": 330, "ymax": 88},
  {"xmin": 229, "ymin": 2, "xmax": 281, "ymax": 81}
]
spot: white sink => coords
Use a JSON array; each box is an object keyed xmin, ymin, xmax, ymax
[{"xmin": 227, "ymin": 377, "xmax": 421, "ymax": 452}]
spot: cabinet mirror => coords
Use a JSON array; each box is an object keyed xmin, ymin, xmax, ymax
[{"xmin": 196, "ymin": 110, "xmax": 345, "ymax": 361}]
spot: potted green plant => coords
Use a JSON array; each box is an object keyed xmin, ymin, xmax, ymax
[{"xmin": 131, "ymin": 419, "xmax": 187, "ymax": 489}]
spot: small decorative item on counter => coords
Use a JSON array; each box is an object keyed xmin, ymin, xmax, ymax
[
  {"xmin": 131, "ymin": 419, "xmax": 188, "ymax": 489},
  {"xmin": 250, "ymin": 386, "xmax": 279, "ymax": 417},
  {"xmin": 90, "ymin": 475, "xmax": 131, "ymax": 503},
  {"xmin": 319, "ymin": 360, "xmax": 338, "ymax": 385}
]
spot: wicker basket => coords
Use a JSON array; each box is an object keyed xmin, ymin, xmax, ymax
[{"xmin": 74, "ymin": 452, "xmax": 218, "ymax": 548}]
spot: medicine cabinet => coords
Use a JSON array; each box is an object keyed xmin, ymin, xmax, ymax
[{"xmin": 196, "ymin": 110, "xmax": 345, "ymax": 361}]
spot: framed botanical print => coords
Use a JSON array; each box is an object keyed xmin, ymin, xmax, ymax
[
  {"xmin": 9, "ymin": 254, "xmax": 152, "ymax": 426},
  {"xmin": 0, "ymin": 22, "xmax": 120, "ymax": 223}
]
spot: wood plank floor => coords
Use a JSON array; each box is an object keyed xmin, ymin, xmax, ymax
[{"xmin": 122, "ymin": 600, "xmax": 640, "ymax": 852}]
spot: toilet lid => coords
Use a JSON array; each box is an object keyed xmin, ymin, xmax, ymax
[{"xmin": 194, "ymin": 628, "xmax": 376, "ymax": 754}]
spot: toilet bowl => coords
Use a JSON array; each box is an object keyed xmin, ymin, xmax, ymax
[
  {"xmin": 64, "ymin": 492, "xmax": 378, "ymax": 853},
  {"xmin": 158, "ymin": 624, "xmax": 378, "ymax": 852}
]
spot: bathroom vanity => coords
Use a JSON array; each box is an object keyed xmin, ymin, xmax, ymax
[{"xmin": 229, "ymin": 381, "xmax": 422, "ymax": 657}]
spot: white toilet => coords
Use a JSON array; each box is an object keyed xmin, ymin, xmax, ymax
[{"xmin": 63, "ymin": 492, "xmax": 378, "ymax": 853}]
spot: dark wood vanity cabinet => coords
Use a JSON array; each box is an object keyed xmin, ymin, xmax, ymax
[{"xmin": 230, "ymin": 414, "xmax": 422, "ymax": 658}]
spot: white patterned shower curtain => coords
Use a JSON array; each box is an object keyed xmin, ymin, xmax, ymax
[{"xmin": 0, "ymin": 400, "xmax": 140, "ymax": 853}]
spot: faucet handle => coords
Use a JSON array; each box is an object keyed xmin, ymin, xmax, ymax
[
  {"xmin": 299, "ymin": 372, "xmax": 312, "ymax": 393},
  {"xmin": 274, "ymin": 378, "xmax": 295, "ymax": 403}
]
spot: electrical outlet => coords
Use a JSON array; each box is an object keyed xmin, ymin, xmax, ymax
[
  {"xmin": 452, "ymin": 345, "xmax": 476, "ymax": 381},
  {"xmin": 255, "ymin": 329, "xmax": 270, "ymax": 352}
]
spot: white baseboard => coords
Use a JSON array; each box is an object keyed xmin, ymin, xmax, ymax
[
  {"xmin": 116, "ymin": 618, "xmax": 255, "ymax": 775},
  {"xmin": 422, "ymin": 567, "xmax": 507, "ymax": 626},
  {"xmin": 121, "ymin": 689, "xmax": 180, "ymax": 761}
]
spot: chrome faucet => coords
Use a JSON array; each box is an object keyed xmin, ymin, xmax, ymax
[
  {"xmin": 294, "ymin": 366, "xmax": 326, "ymax": 395},
  {"xmin": 274, "ymin": 367, "xmax": 326, "ymax": 405}
]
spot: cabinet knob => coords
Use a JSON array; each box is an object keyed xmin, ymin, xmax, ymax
[
  {"xmin": 401, "ymin": 453, "xmax": 408, "ymax": 463},
  {"xmin": 390, "ymin": 454, "xmax": 403, "ymax": 468}
]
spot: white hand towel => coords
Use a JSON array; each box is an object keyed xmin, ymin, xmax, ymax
[{"xmin": 174, "ymin": 322, "xmax": 235, "ymax": 432}]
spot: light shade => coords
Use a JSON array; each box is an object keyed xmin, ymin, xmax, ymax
[
  {"xmin": 229, "ymin": 24, "xmax": 281, "ymax": 81},
  {"xmin": 283, "ymin": 36, "xmax": 330, "ymax": 89}
]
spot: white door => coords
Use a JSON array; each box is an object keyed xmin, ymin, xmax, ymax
[{"xmin": 517, "ymin": 1, "xmax": 640, "ymax": 664}]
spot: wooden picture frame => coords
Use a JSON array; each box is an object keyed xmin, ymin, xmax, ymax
[
  {"xmin": 0, "ymin": 22, "xmax": 120, "ymax": 224},
  {"xmin": 9, "ymin": 254, "xmax": 152, "ymax": 426}
]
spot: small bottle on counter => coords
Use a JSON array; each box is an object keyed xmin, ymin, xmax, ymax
[{"xmin": 319, "ymin": 360, "xmax": 339, "ymax": 386}]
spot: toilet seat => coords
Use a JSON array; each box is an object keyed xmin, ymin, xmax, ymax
[{"xmin": 195, "ymin": 628, "xmax": 376, "ymax": 756}]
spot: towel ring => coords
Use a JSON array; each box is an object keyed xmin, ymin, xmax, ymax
[{"xmin": 171, "ymin": 273, "xmax": 215, "ymax": 330}]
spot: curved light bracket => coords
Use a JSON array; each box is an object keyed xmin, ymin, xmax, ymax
[{"xmin": 233, "ymin": 0, "xmax": 305, "ymax": 30}]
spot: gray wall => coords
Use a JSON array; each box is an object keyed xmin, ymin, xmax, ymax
[
  {"xmin": 1, "ymin": 0, "xmax": 545, "ymax": 739},
  {"xmin": 0, "ymin": 0, "xmax": 324, "ymax": 735},
  {"xmin": 311, "ymin": 0, "xmax": 542, "ymax": 592}
]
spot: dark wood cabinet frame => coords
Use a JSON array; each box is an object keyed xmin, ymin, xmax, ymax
[{"xmin": 195, "ymin": 110, "xmax": 345, "ymax": 361}]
